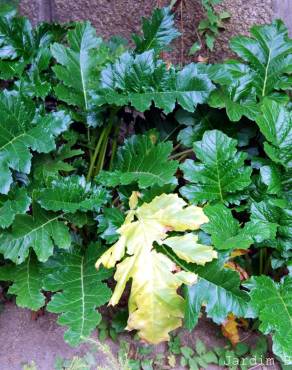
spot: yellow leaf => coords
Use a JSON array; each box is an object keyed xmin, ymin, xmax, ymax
[
  {"xmin": 168, "ymin": 354, "xmax": 176, "ymax": 367},
  {"xmin": 230, "ymin": 249, "xmax": 249, "ymax": 258},
  {"xmin": 96, "ymin": 193, "xmax": 216, "ymax": 343},
  {"xmin": 128, "ymin": 191, "xmax": 140, "ymax": 210},
  {"xmin": 163, "ymin": 233, "xmax": 217, "ymax": 265},
  {"xmin": 222, "ymin": 314, "xmax": 240, "ymax": 346}
]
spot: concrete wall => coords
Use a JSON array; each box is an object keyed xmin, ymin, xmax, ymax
[{"xmin": 19, "ymin": 0, "xmax": 290, "ymax": 62}]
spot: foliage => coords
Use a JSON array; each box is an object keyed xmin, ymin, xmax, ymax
[
  {"xmin": 0, "ymin": 4, "xmax": 291, "ymax": 362},
  {"xmin": 96, "ymin": 193, "xmax": 216, "ymax": 343},
  {"xmin": 198, "ymin": 0, "xmax": 230, "ymax": 51}
]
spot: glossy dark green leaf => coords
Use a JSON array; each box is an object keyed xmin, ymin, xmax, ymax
[
  {"xmin": 230, "ymin": 20, "xmax": 292, "ymax": 97},
  {"xmin": 244, "ymin": 276, "xmax": 292, "ymax": 363},
  {"xmin": 133, "ymin": 6, "xmax": 180, "ymax": 53},
  {"xmin": 96, "ymin": 207, "xmax": 124, "ymax": 244},
  {"xmin": 0, "ymin": 206, "xmax": 71, "ymax": 263},
  {"xmin": 96, "ymin": 133, "xmax": 178, "ymax": 188},
  {"xmin": 51, "ymin": 22, "xmax": 101, "ymax": 110},
  {"xmin": 44, "ymin": 244, "xmax": 112, "ymax": 346},
  {"xmin": 180, "ymin": 130, "xmax": 252, "ymax": 204},
  {"xmin": 37, "ymin": 175, "xmax": 109, "ymax": 213},
  {"xmin": 249, "ymin": 201, "xmax": 292, "ymax": 251},
  {"xmin": 98, "ymin": 50, "xmax": 215, "ymax": 113},
  {"xmin": 0, "ymin": 91, "xmax": 71, "ymax": 194},
  {"xmin": 256, "ymin": 99, "xmax": 292, "ymax": 169},
  {"xmin": 0, "ymin": 253, "xmax": 45, "ymax": 310},
  {"xmin": 0, "ymin": 187, "xmax": 30, "ymax": 228},
  {"xmin": 185, "ymin": 260, "xmax": 250, "ymax": 329},
  {"xmin": 202, "ymin": 204, "xmax": 253, "ymax": 250}
]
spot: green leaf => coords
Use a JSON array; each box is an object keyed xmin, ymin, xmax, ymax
[
  {"xmin": 256, "ymin": 99, "xmax": 292, "ymax": 169},
  {"xmin": 96, "ymin": 133, "xmax": 178, "ymax": 188},
  {"xmin": 133, "ymin": 6, "xmax": 180, "ymax": 54},
  {"xmin": 185, "ymin": 260, "xmax": 250, "ymax": 329},
  {"xmin": 96, "ymin": 207, "xmax": 124, "ymax": 244},
  {"xmin": 189, "ymin": 42, "xmax": 201, "ymax": 55},
  {"xmin": 51, "ymin": 22, "xmax": 101, "ymax": 111},
  {"xmin": 209, "ymin": 62, "xmax": 259, "ymax": 121},
  {"xmin": 37, "ymin": 175, "xmax": 109, "ymax": 213},
  {"xmin": 0, "ymin": 15, "xmax": 33, "ymax": 60},
  {"xmin": 244, "ymin": 276, "xmax": 292, "ymax": 364},
  {"xmin": 205, "ymin": 33, "xmax": 215, "ymax": 50},
  {"xmin": 249, "ymin": 201, "xmax": 292, "ymax": 250},
  {"xmin": 230, "ymin": 20, "xmax": 292, "ymax": 97},
  {"xmin": 0, "ymin": 91, "xmax": 71, "ymax": 194},
  {"xmin": 180, "ymin": 130, "xmax": 252, "ymax": 204},
  {"xmin": 202, "ymin": 204, "xmax": 253, "ymax": 250},
  {"xmin": 0, "ymin": 187, "xmax": 31, "ymax": 228},
  {"xmin": 33, "ymin": 131, "xmax": 84, "ymax": 185},
  {"xmin": 195, "ymin": 339, "xmax": 206, "ymax": 355},
  {"xmin": 98, "ymin": 51, "xmax": 214, "ymax": 113},
  {"xmin": 0, "ymin": 253, "xmax": 45, "ymax": 310},
  {"xmin": 44, "ymin": 243, "xmax": 112, "ymax": 346},
  {"xmin": 209, "ymin": 85, "xmax": 259, "ymax": 122},
  {"xmin": 234, "ymin": 342, "xmax": 249, "ymax": 357},
  {"xmin": 0, "ymin": 206, "xmax": 71, "ymax": 264},
  {"xmin": 260, "ymin": 164, "xmax": 282, "ymax": 194},
  {"xmin": 175, "ymin": 107, "xmax": 215, "ymax": 147},
  {"xmin": 181, "ymin": 346, "xmax": 194, "ymax": 358}
]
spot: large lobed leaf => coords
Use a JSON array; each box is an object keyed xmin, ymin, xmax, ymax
[
  {"xmin": 256, "ymin": 99, "xmax": 292, "ymax": 169},
  {"xmin": 249, "ymin": 200, "xmax": 292, "ymax": 252},
  {"xmin": 37, "ymin": 175, "xmax": 109, "ymax": 213},
  {"xmin": 0, "ymin": 187, "xmax": 31, "ymax": 228},
  {"xmin": 0, "ymin": 91, "xmax": 71, "ymax": 194},
  {"xmin": 230, "ymin": 20, "xmax": 292, "ymax": 98},
  {"xmin": 202, "ymin": 204, "xmax": 267, "ymax": 250},
  {"xmin": 44, "ymin": 244, "xmax": 112, "ymax": 346},
  {"xmin": 0, "ymin": 253, "xmax": 45, "ymax": 310},
  {"xmin": 96, "ymin": 193, "xmax": 216, "ymax": 343},
  {"xmin": 51, "ymin": 22, "xmax": 100, "ymax": 110},
  {"xmin": 96, "ymin": 133, "xmax": 178, "ymax": 188},
  {"xmin": 180, "ymin": 130, "xmax": 252, "ymax": 204},
  {"xmin": 209, "ymin": 21, "xmax": 292, "ymax": 121},
  {"xmin": 133, "ymin": 6, "xmax": 180, "ymax": 54},
  {"xmin": 245, "ymin": 276, "xmax": 292, "ymax": 363},
  {"xmin": 97, "ymin": 50, "xmax": 214, "ymax": 113},
  {"xmin": 209, "ymin": 62, "xmax": 259, "ymax": 122},
  {"xmin": 0, "ymin": 206, "xmax": 71, "ymax": 264},
  {"xmin": 185, "ymin": 259, "xmax": 250, "ymax": 329}
]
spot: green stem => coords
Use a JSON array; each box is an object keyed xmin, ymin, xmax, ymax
[
  {"xmin": 86, "ymin": 126, "xmax": 108, "ymax": 181},
  {"xmin": 109, "ymin": 124, "xmax": 120, "ymax": 170},
  {"xmin": 169, "ymin": 148, "xmax": 193, "ymax": 160},
  {"xmin": 94, "ymin": 130, "xmax": 110, "ymax": 176},
  {"xmin": 94, "ymin": 108, "xmax": 118, "ymax": 176},
  {"xmin": 86, "ymin": 107, "xmax": 118, "ymax": 180}
]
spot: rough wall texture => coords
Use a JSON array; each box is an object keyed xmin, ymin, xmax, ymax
[{"xmin": 19, "ymin": 0, "xmax": 284, "ymax": 62}]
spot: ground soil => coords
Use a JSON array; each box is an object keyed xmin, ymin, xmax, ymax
[{"xmin": 0, "ymin": 302, "xmax": 280, "ymax": 370}]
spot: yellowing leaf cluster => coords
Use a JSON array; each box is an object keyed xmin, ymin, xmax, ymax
[{"xmin": 96, "ymin": 193, "xmax": 217, "ymax": 343}]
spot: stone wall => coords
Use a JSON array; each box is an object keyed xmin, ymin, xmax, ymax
[{"xmin": 19, "ymin": 0, "xmax": 290, "ymax": 62}]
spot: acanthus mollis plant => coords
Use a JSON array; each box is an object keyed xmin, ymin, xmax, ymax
[{"xmin": 0, "ymin": 4, "xmax": 291, "ymax": 363}]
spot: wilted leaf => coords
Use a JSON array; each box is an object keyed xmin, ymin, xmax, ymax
[{"xmin": 96, "ymin": 193, "xmax": 216, "ymax": 343}]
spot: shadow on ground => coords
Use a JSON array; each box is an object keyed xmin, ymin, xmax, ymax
[{"xmin": 0, "ymin": 303, "xmax": 280, "ymax": 370}]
